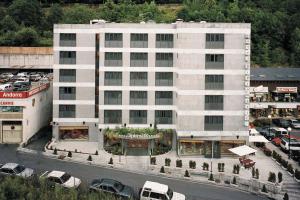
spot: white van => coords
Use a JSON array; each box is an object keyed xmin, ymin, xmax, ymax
[
  {"xmin": 280, "ymin": 137, "xmax": 300, "ymax": 151},
  {"xmin": 140, "ymin": 181, "xmax": 185, "ymax": 200},
  {"xmin": 0, "ymin": 84, "xmax": 13, "ymax": 91}
]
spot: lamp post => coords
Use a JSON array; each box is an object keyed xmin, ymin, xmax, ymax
[
  {"xmin": 268, "ymin": 115, "xmax": 271, "ymax": 139},
  {"xmin": 287, "ymin": 127, "xmax": 292, "ymax": 159}
]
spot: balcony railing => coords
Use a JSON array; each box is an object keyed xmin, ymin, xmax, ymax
[
  {"xmin": 155, "ymin": 98, "xmax": 173, "ymax": 105},
  {"xmin": 59, "ymin": 94, "xmax": 76, "ymax": 100},
  {"xmin": 205, "ymin": 41, "xmax": 224, "ymax": 49},
  {"xmin": 130, "ymin": 117, "xmax": 147, "ymax": 124},
  {"xmin": 155, "ymin": 79, "xmax": 173, "ymax": 86},
  {"xmin": 204, "ymin": 124, "xmax": 223, "ymax": 131},
  {"xmin": 59, "ymin": 76, "xmax": 76, "ymax": 82},
  {"xmin": 155, "ymin": 117, "xmax": 172, "ymax": 124}
]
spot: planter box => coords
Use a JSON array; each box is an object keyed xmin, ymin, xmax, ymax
[
  {"xmin": 276, "ymin": 161, "xmax": 281, "ymax": 166},
  {"xmin": 294, "ymin": 177, "xmax": 300, "ymax": 183},
  {"xmin": 288, "ymin": 172, "xmax": 294, "ymax": 177},
  {"xmin": 281, "ymin": 166, "xmax": 287, "ymax": 171}
]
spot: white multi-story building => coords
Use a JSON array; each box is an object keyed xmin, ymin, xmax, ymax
[{"xmin": 53, "ymin": 21, "xmax": 250, "ymax": 157}]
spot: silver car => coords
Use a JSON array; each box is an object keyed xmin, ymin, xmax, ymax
[{"xmin": 0, "ymin": 163, "xmax": 34, "ymax": 178}]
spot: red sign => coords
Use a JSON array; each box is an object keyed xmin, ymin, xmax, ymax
[
  {"xmin": 0, "ymin": 101, "xmax": 13, "ymax": 105},
  {"xmin": 0, "ymin": 83, "xmax": 50, "ymax": 99},
  {"xmin": 276, "ymin": 87, "xmax": 297, "ymax": 93}
]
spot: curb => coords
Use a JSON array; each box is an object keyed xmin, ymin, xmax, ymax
[{"xmin": 17, "ymin": 147, "xmax": 282, "ymax": 199}]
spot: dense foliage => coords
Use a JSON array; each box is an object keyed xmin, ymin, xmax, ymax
[
  {"xmin": 0, "ymin": 176, "xmax": 120, "ymax": 200},
  {"xmin": 0, "ymin": 0, "xmax": 299, "ymax": 67}
]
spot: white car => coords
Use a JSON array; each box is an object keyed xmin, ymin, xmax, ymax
[
  {"xmin": 0, "ymin": 163, "xmax": 34, "ymax": 178},
  {"xmin": 140, "ymin": 181, "xmax": 185, "ymax": 200},
  {"xmin": 0, "ymin": 73, "xmax": 14, "ymax": 79},
  {"xmin": 41, "ymin": 170, "xmax": 81, "ymax": 189},
  {"xmin": 288, "ymin": 119, "xmax": 300, "ymax": 129}
]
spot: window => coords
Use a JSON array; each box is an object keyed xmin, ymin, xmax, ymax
[
  {"xmin": 59, "ymin": 87, "xmax": 76, "ymax": 100},
  {"xmin": 142, "ymin": 191, "xmax": 150, "ymax": 197},
  {"xmin": 130, "ymin": 53, "xmax": 148, "ymax": 67},
  {"xmin": 206, "ymin": 33, "xmax": 224, "ymax": 49},
  {"xmin": 60, "ymin": 33, "xmax": 76, "ymax": 47},
  {"xmin": 104, "ymin": 52, "xmax": 122, "ymax": 66},
  {"xmin": 104, "ymin": 110, "xmax": 122, "ymax": 124},
  {"xmin": 130, "ymin": 110, "xmax": 147, "ymax": 124},
  {"xmin": 59, "ymin": 69, "xmax": 76, "ymax": 82},
  {"xmin": 205, "ymin": 54, "xmax": 224, "ymax": 69},
  {"xmin": 130, "ymin": 72, "xmax": 148, "ymax": 86},
  {"xmin": 104, "ymin": 72, "xmax": 122, "ymax": 86},
  {"xmin": 155, "ymin": 110, "xmax": 173, "ymax": 124},
  {"xmin": 105, "ymin": 33, "xmax": 123, "ymax": 47},
  {"xmin": 205, "ymin": 75, "xmax": 223, "ymax": 90},
  {"xmin": 0, "ymin": 106, "xmax": 22, "ymax": 112},
  {"xmin": 130, "ymin": 91, "xmax": 147, "ymax": 105},
  {"xmin": 155, "ymin": 72, "xmax": 173, "ymax": 86},
  {"xmin": 156, "ymin": 53, "xmax": 173, "ymax": 67},
  {"xmin": 59, "ymin": 105, "xmax": 75, "ymax": 118},
  {"xmin": 104, "ymin": 91, "xmax": 122, "ymax": 105},
  {"xmin": 59, "ymin": 51, "xmax": 76, "ymax": 64},
  {"xmin": 155, "ymin": 91, "xmax": 173, "ymax": 105},
  {"xmin": 204, "ymin": 116, "xmax": 223, "ymax": 131},
  {"xmin": 156, "ymin": 34, "xmax": 174, "ymax": 48},
  {"xmin": 131, "ymin": 33, "xmax": 148, "ymax": 48},
  {"xmin": 205, "ymin": 95, "xmax": 223, "ymax": 110},
  {"xmin": 150, "ymin": 192, "xmax": 168, "ymax": 200}
]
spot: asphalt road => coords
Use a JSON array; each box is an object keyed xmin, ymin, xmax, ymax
[{"xmin": 0, "ymin": 144, "xmax": 267, "ymax": 200}]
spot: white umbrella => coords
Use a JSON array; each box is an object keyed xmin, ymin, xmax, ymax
[{"xmin": 228, "ymin": 145, "xmax": 257, "ymax": 157}]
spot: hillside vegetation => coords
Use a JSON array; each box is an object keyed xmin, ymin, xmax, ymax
[{"xmin": 0, "ymin": 0, "xmax": 299, "ymax": 67}]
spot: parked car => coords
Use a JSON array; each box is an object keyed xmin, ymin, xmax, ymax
[
  {"xmin": 89, "ymin": 178, "xmax": 134, "ymax": 200},
  {"xmin": 0, "ymin": 77, "xmax": 10, "ymax": 83},
  {"xmin": 0, "ymin": 163, "xmax": 34, "ymax": 178},
  {"xmin": 29, "ymin": 74, "xmax": 41, "ymax": 82},
  {"xmin": 140, "ymin": 181, "xmax": 185, "ymax": 200},
  {"xmin": 263, "ymin": 127, "xmax": 288, "ymax": 140},
  {"xmin": 0, "ymin": 73, "xmax": 14, "ymax": 79},
  {"xmin": 288, "ymin": 119, "xmax": 300, "ymax": 129},
  {"xmin": 40, "ymin": 170, "xmax": 81, "ymax": 189},
  {"xmin": 271, "ymin": 137, "xmax": 282, "ymax": 146},
  {"xmin": 0, "ymin": 84, "xmax": 13, "ymax": 91},
  {"xmin": 280, "ymin": 137, "xmax": 300, "ymax": 152},
  {"xmin": 13, "ymin": 82, "xmax": 30, "ymax": 91},
  {"xmin": 17, "ymin": 72, "xmax": 28, "ymax": 77},
  {"xmin": 272, "ymin": 118, "xmax": 290, "ymax": 128}
]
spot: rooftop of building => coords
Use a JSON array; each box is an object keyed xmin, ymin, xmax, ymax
[
  {"xmin": 54, "ymin": 20, "xmax": 251, "ymax": 30},
  {"xmin": 251, "ymin": 67, "xmax": 300, "ymax": 81}
]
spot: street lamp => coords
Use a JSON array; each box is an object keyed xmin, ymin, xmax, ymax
[
  {"xmin": 268, "ymin": 115, "xmax": 272, "ymax": 139},
  {"xmin": 287, "ymin": 127, "xmax": 292, "ymax": 159}
]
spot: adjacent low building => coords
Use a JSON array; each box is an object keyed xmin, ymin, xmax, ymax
[
  {"xmin": 53, "ymin": 21, "xmax": 251, "ymax": 157},
  {"xmin": 250, "ymin": 67, "xmax": 300, "ymax": 118},
  {"xmin": 0, "ymin": 82, "xmax": 52, "ymax": 144}
]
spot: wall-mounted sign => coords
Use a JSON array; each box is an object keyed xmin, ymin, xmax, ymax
[
  {"xmin": 276, "ymin": 87, "xmax": 297, "ymax": 93},
  {"xmin": 0, "ymin": 83, "xmax": 49, "ymax": 99},
  {"xmin": 0, "ymin": 101, "xmax": 13, "ymax": 105}
]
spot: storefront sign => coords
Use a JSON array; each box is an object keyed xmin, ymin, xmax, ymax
[
  {"xmin": 0, "ymin": 83, "xmax": 50, "ymax": 99},
  {"xmin": 276, "ymin": 87, "xmax": 297, "ymax": 93},
  {"xmin": 0, "ymin": 101, "xmax": 13, "ymax": 105}
]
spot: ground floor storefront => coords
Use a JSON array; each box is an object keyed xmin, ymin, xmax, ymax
[
  {"xmin": 178, "ymin": 139, "xmax": 246, "ymax": 157},
  {"xmin": 0, "ymin": 120, "xmax": 22, "ymax": 143}
]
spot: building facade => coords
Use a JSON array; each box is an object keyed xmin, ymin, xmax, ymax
[
  {"xmin": 250, "ymin": 68, "xmax": 300, "ymax": 118},
  {"xmin": 0, "ymin": 83, "xmax": 52, "ymax": 144},
  {"xmin": 53, "ymin": 21, "xmax": 251, "ymax": 157}
]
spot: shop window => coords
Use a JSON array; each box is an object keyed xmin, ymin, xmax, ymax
[{"xmin": 59, "ymin": 127, "xmax": 88, "ymax": 140}]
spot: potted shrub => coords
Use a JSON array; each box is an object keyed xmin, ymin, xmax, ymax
[
  {"xmin": 276, "ymin": 154, "xmax": 282, "ymax": 165},
  {"xmin": 232, "ymin": 176, "xmax": 237, "ymax": 185},
  {"xmin": 268, "ymin": 172, "xmax": 276, "ymax": 183},
  {"xmin": 261, "ymin": 184, "xmax": 268, "ymax": 193},
  {"xmin": 95, "ymin": 150, "xmax": 98, "ymax": 155},
  {"xmin": 252, "ymin": 167, "xmax": 255, "ymax": 178},
  {"xmin": 287, "ymin": 164, "xmax": 294, "ymax": 176},
  {"xmin": 283, "ymin": 193, "xmax": 289, "ymax": 200},
  {"xmin": 263, "ymin": 148, "xmax": 272, "ymax": 157},
  {"xmin": 67, "ymin": 151, "xmax": 72, "ymax": 158},
  {"xmin": 176, "ymin": 160, "xmax": 182, "ymax": 168},
  {"xmin": 165, "ymin": 158, "xmax": 171, "ymax": 167},
  {"xmin": 255, "ymin": 168, "xmax": 259, "ymax": 179},
  {"xmin": 53, "ymin": 148, "xmax": 57, "ymax": 155},
  {"xmin": 87, "ymin": 155, "xmax": 92, "ymax": 161},
  {"xmin": 281, "ymin": 159, "xmax": 288, "ymax": 170},
  {"xmin": 108, "ymin": 157, "xmax": 113, "ymax": 165},
  {"xmin": 278, "ymin": 172, "xmax": 283, "ymax": 183},
  {"xmin": 294, "ymin": 169, "xmax": 300, "ymax": 182},
  {"xmin": 189, "ymin": 161, "xmax": 196, "ymax": 169},
  {"xmin": 233, "ymin": 164, "xmax": 240, "ymax": 174},
  {"xmin": 202, "ymin": 162, "xmax": 209, "ymax": 171},
  {"xmin": 272, "ymin": 150, "xmax": 277, "ymax": 160},
  {"xmin": 150, "ymin": 157, "xmax": 156, "ymax": 165},
  {"xmin": 160, "ymin": 166, "xmax": 165, "ymax": 173},
  {"xmin": 184, "ymin": 170, "xmax": 190, "ymax": 177}
]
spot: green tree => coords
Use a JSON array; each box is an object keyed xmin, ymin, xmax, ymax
[
  {"xmin": 46, "ymin": 3, "xmax": 64, "ymax": 30},
  {"xmin": 8, "ymin": 0, "xmax": 43, "ymax": 27},
  {"xmin": 290, "ymin": 28, "xmax": 300, "ymax": 66},
  {"xmin": 0, "ymin": 15, "xmax": 19, "ymax": 33},
  {"xmin": 13, "ymin": 27, "xmax": 39, "ymax": 46},
  {"xmin": 63, "ymin": 4, "xmax": 96, "ymax": 24}
]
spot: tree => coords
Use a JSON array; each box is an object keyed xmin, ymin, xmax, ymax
[
  {"xmin": 290, "ymin": 28, "xmax": 300, "ymax": 67},
  {"xmin": 63, "ymin": 4, "xmax": 96, "ymax": 24},
  {"xmin": 13, "ymin": 27, "xmax": 39, "ymax": 46},
  {"xmin": 8, "ymin": 0, "xmax": 43, "ymax": 27},
  {"xmin": 0, "ymin": 15, "xmax": 19, "ymax": 33},
  {"xmin": 46, "ymin": 3, "xmax": 63, "ymax": 30}
]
